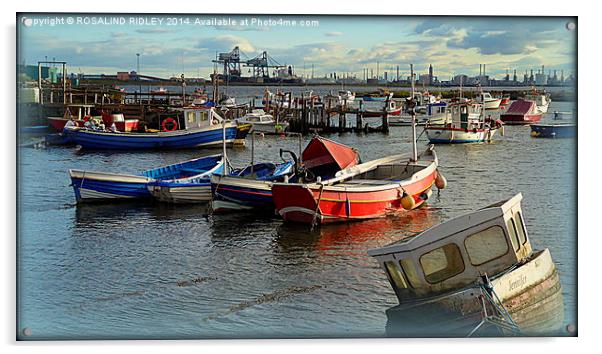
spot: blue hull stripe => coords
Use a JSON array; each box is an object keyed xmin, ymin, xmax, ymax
[
  {"xmin": 212, "ymin": 183, "xmax": 274, "ymax": 209},
  {"xmin": 71, "ymin": 178, "xmax": 152, "ymax": 201},
  {"xmin": 64, "ymin": 126, "xmax": 239, "ymax": 150}
]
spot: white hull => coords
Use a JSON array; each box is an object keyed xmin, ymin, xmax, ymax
[
  {"xmin": 250, "ymin": 122, "xmax": 289, "ymax": 134},
  {"xmin": 426, "ymin": 127, "xmax": 498, "ymax": 143},
  {"xmin": 483, "ymin": 98, "xmax": 502, "ymax": 110},
  {"xmin": 148, "ymin": 185, "xmax": 212, "ymax": 203}
]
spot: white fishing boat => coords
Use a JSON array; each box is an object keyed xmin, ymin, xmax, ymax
[
  {"xmin": 477, "ymin": 92, "xmax": 503, "ymax": 110},
  {"xmin": 425, "ymin": 99, "xmax": 503, "ymax": 144},
  {"xmin": 339, "ymin": 90, "xmax": 355, "ymax": 104},
  {"xmin": 526, "ymin": 90, "xmax": 551, "ymax": 114},
  {"xmin": 237, "ymin": 109, "xmax": 289, "ymax": 134},
  {"xmin": 368, "ymin": 193, "xmax": 564, "ymax": 336}
]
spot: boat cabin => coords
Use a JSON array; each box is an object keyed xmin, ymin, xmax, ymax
[
  {"xmin": 170, "ymin": 107, "xmax": 225, "ymax": 131},
  {"xmin": 368, "ymin": 193, "xmax": 533, "ymax": 302},
  {"xmin": 439, "ymin": 101, "xmax": 483, "ymax": 128},
  {"xmin": 426, "ymin": 102, "xmax": 447, "ymax": 116},
  {"xmin": 240, "ymin": 110, "xmax": 275, "ymax": 124}
]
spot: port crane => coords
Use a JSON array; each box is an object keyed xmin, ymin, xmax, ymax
[{"xmin": 212, "ymin": 46, "xmax": 292, "ymax": 82}]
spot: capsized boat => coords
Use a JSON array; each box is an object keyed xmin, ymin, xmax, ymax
[
  {"xmin": 237, "ymin": 109, "xmax": 289, "ymax": 134},
  {"xmin": 368, "ymin": 193, "xmax": 564, "ymax": 337},
  {"xmin": 272, "ymin": 145, "xmax": 443, "ymax": 225},
  {"xmin": 62, "ymin": 107, "xmax": 251, "ymax": 150},
  {"xmin": 425, "ymin": 99, "xmax": 503, "ymax": 144},
  {"xmin": 69, "ymin": 154, "xmax": 224, "ymax": 203},
  {"xmin": 148, "ymin": 161, "xmax": 291, "ymax": 204},
  {"xmin": 500, "ymin": 99, "xmax": 542, "ymax": 125},
  {"xmin": 211, "ymin": 136, "xmax": 361, "ymax": 213},
  {"xmin": 530, "ymin": 123, "xmax": 576, "ymax": 138}
]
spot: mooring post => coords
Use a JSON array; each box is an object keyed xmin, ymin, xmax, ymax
[{"xmin": 382, "ymin": 96, "xmax": 390, "ymax": 133}]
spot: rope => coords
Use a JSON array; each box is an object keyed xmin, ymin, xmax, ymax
[
  {"xmin": 466, "ymin": 279, "xmax": 521, "ymax": 337},
  {"xmin": 310, "ymin": 184, "xmax": 325, "ymax": 231}
]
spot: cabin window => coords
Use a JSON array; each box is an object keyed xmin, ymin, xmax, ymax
[
  {"xmin": 419, "ymin": 243, "xmax": 465, "ymax": 284},
  {"xmin": 464, "ymin": 226, "xmax": 509, "ymax": 266},
  {"xmin": 515, "ymin": 211, "xmax": 528, "ymax": 245},
  {"xmin": 506, "ymin": 218, "xmax": 521, "ymax": 252},
  {"xmin": 187, "ymin": 111, "xmax": 196, "ymax": 124},
  {"xmin": 399, "ymin": 258, "xmax": 421, "ymax": 288},
  {"xmin": 384, "ymin": 261, "xmax": 408, "ymax": 289},
  {"xmin": 200, "ymin": 112, "xmax": 208, "ymax": 121}
]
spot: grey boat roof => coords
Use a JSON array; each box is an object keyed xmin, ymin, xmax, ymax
[{"xmin": 367, "ymin": 193, "xmax": 523, "ymax": 257}]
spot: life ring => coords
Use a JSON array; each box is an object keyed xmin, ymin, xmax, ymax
[{"xmin": 162, "ymin": 117, "xmax": 178, "ymax": 132}]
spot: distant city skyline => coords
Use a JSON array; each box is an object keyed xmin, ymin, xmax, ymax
[{"xmin": 18, "ymin": 14, "xmax": 576, "ymax": 80}]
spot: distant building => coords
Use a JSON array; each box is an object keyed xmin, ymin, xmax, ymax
[{"xmin": 116, "ymin": 72, "xmax": 130, "ymax": 81}]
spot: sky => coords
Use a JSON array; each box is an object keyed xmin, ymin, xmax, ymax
[{"xmin": 17, "ymin": 14, "xmax": 577, "ymax": 80}]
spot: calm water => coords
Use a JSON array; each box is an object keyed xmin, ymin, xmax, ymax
[{"xmin": 17, "ymin": 100, "xmax": 576, "ymax": 339}]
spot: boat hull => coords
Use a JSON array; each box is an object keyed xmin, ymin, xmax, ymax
[
  {"xmin": 483, "ymin": 98, "xmax": 502, "ymax": 110},
  {"xmin": 249, "ymin": 122, "xmax": 289, "ymax": 134},
  {"xmin": 147, "ymin": 182, "xmax": 212, "ymax": 203},
  {"xmin": 426, "ymin": 127, "xmax": 497, "ymax": 143},
  {"xmin": 385, "ymin": 249, "xmax": 564, "ymax": 337},
  {"xmin": 530, "ymin": 124, "xmax": 576, "ymax": 138},
  {"xmin": 211, "ymin": 175, "xmax": 275, "ymax": 213},
  {"xmin": 500, "ymin": 113, "xmax": 542, "ymax": 125},
  {"xmin": 69, "ymin": 170, "xmax": 152, "ymax": 203},
  {"xmin": 62, "ymin": 124, "xmax": 241, "ymax": 150},
  {"xmin": 272, "ymin": 159, "xmax": 438, "ymax": 224}
]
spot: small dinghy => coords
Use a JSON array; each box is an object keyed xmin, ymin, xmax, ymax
[
  {"xmin": 69, "ymin": 154, "xmax": 224, "ymax": 203},
  {"xmin": 368, "ymin": 193, "xmax": 564, "ymax": 336},
  {"xmin": 530, "ymin": 123, "xmax": 576, "ymax": 138}
]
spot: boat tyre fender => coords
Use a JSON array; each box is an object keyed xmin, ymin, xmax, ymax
[{"xmin": 162, "ymin": 118, "xmax": 178, "ymax": 132}]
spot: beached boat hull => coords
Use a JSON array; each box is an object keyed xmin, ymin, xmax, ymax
[
  {"xmin": 272, "ymin": 152, "xmax": 438, "ymax": 224},
  {"xmin": 62, "ymin": 123, "xmax": 244, "ymax": 150},
  {"xmin": 250, "ymin": 122, "xmax": 289, "ymax": 134},
  {"xmin": 385, "ymin": 248, "xmax": 564, "ymax": 336},
  {"xmin": 530, "ymin": 124, "xmax": 576, "ymax": 138},
  {"xmin": 426, "ymin": 127, "xmax": 498, "ymax": 144}
]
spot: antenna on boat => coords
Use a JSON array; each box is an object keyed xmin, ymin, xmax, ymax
[
  {"xmin": 410, "ymin": 64, "xmax": 418, "ymax": 162},
  {"xmin": 221, "ymin": 113, "xmax": 228, "ymax": 176}
]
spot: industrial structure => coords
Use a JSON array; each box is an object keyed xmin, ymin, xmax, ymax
[{"xmin": 211, "ymin": 46, "xmax": 302, "ymax": 84}]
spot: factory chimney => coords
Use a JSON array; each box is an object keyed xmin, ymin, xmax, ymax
[{"xmin": 479, "ymin": 64, "xmax": 482, "ymax": 76}]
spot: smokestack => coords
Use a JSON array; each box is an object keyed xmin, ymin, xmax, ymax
[
  {"xmin": 542, "ymin": 65, "xmax": 545, "ymax": 74},
  {"xmin": 483, "ymin": 64, "xmax": 486, "ymax": 76},
  {"xmin": 479, "ymin": 64, "xmax": 482, "ymax": 76}
]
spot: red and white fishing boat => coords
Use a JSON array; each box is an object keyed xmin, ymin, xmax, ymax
[
  {"xmin": 271, "ymin": 64, "xmax": 445, "ymax": 226},
  {"xmin": 47, "ymin": 104, "xmax": 94, "ymax": 131},
  {"xmin": 272, "ymin": 146, "xmax": 443, "ymax": 225},
  {"xmin": 362, "ymin": 100, "xmax": 403, "ymax": 117},
  {"xmin": 500, "ymin": 95, "xmax": 511, "ymax": 106},
  {"xmin": 500, "ymin": 99, "xmax": 543, "ymax": 125}
]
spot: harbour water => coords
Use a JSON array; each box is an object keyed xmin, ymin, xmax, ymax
[{"xmin": 17, "ymin": 99, "xmax": 576, "ymax": 339}]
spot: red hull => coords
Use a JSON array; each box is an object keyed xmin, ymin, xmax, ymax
[
  {"xmin": 500, "ymin": 113, "xmax": 542, "ymax": 125},
  {"xmin": 500, "ymin": 98, "xmax": 511, "ymax": 105},
  {"xmin": 47, "ymin": 117, "xmax": 85, "ymax": 132},
  {"xmin": 272, "ymin": 169, "xmax": 438, "ymax": 224}
]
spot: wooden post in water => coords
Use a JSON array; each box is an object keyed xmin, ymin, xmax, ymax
[{"xmin": 382, "ymin": 95, "xmax": 390, "ymax": 133}]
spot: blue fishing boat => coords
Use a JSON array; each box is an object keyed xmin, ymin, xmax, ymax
[
  {"xmin": 530, "ymin": 123, "xmax": 576, "ymax": 138},
  {"xmin": 62, "ymin": 107, "xmax": 250, "ymax": 150},
  {"xmin": 69, "ymin": 154, "xmax": 224, "ymax": 203},
  {"xmin": 149, "ymin": 161, "xmax": 294, "ymax": 204}
]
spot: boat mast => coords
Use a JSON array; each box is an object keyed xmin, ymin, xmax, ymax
[
  {"xmin": 221, "ymin": 116, "xmax": 228, "ymax": 176},
  {"xmin": 410, "ymin": 64, "xmax": 418, "ymax": 162}
]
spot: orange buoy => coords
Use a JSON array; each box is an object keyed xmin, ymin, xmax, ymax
[
  {"xmin": 401, "ymin": 193, "xmax": 416, "ymax": 210},
  {"xmin": 161, "ymin": 117, "xmax": 178, "ymax": 132}
]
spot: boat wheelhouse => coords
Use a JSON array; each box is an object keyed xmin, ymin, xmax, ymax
[
  {"xmin": 368, "ymin": 193, "xmax": 563, "ymax": 336},
  {"xmin": 526, "ymin": 91, "xmax": 551, "ymax": 114},
  {"xmin": 425, "ymin": 100, "xmax": 502, "ymax": 144}
]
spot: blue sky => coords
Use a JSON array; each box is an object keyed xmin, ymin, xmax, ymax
[{"xmin": 17, "ymin": 14, "xmax": 576, "ymax": 80}]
